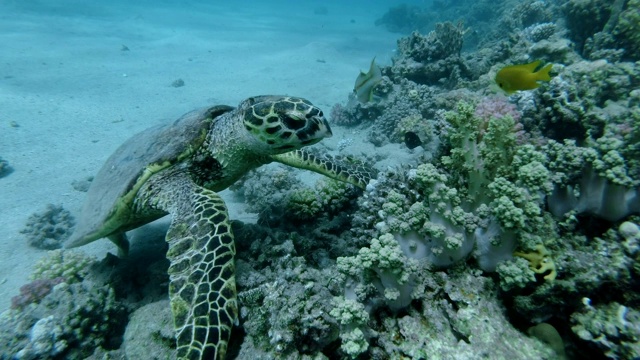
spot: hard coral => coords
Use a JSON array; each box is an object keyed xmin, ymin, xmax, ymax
[
  {"xmin": 393, "ymin": 22, "xmax": 471, "ymax": 87},
  {"xmin": 30, "ymin": 249, "xmax": 96, "ymax": 284},
  {"xmin": 11, "ymin": 277, "xmax": 65, "ymax": 310},
  {"xmin": 286, "ymin": 188, "xmax": 322, "ymax": 221},
  {"xmin": 518, "ymin": 60, "xmax": 640, "ymax": 143},
  {"xmin": 613, "ymin": 0, "xmax": 640, "ymax": 61},
  {"xmin": 20, "ymin": 204, "xmax": 75, "ymax": 250},
  {"xmin": 562, "ymin": 0, "xmax": 612, "ymax": 53},
  {"xmin": 1, "ymin": 281, "xmax": 125, "ymax": 359},
  {"xmin": 571, "ymin": 302, "xmax": 640, "ymax": 359},
  {"xmin": 397, "ymin": 22, "xmax": 466, "ymax": 63},
  {"xmin": 235, "ymin": 236, "xmax": 340, "ymax": 358}
]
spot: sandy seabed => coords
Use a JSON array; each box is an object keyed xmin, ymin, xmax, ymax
[{"xmin": 0, "ymin": 0, "xmax": 398, "ymax": 311}]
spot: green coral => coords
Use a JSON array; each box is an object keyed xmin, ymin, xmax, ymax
[
  {"xmin": 545, "ymin": 139, "xmax": 597, "ymax": 185},
  {"xmin": 329, "ymin": 298, "xmax": 370, "ymax": 358},
  {"xmin": 287, "ymin": 188, "xmax": 322, "ymax": 220},
  {"xmin": 613, "ymin": 0, "xmax": 640, "ymax": 60},
  {"xmin": 544, "ymin": 130, "xmax": 640, "ymax": 220},
  {"xmin": 330, "ymin": 297, "xmax": 369, "ymax": 326},
  {"xmin": 30, "ymin": 249, "xmax": 96, "ymax": 284},
  {"xmin": 339, "ymin": 328, "xmax": 368, "ymax": 358},
  {"xmin": 286, "ymin": 178, "xmax": 356, "ymax": 220},
  {"xmin": 340, "ymin": 233, "xmax": 412, "ymax": 282},
  {"xmin": 496, "ymin": 257, "xmax": 537, "ymax": 292},
  {"xmin": 336, "ymin": 233, "xmax": 419, "ymax": 310},
  {"xmin": 410, "ymin": 163, "xmax": 476, "ymax": 233},
  {"xmin": 441, "ymin": 101, "xmax": 518, "ymax": 207},
  {"xmin": 438, "ymin": 101, "xmax": 550, "ymax": 234},
  {"xmin": 316, "ymin": 178, "xmax": 356, "ymax": 213},
  {"xmin": 590, "ymin": 128, "xmax": 639, "ymax": 187}
]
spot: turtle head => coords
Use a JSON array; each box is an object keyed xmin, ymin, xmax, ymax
[{"xmin": 240, "ymin": 95, "xmax": 332, "ymax": 154}]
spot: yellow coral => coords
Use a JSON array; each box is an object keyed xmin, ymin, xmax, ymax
[{"xmin": 514, "ymin": 244, "xmax": 557, "ymax": 281}]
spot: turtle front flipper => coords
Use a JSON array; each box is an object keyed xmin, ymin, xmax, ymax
[
  {"xmin": 137, "ymin": 170, "xmax": 237, "ymax": 360},
  {"xmin": 270, "ymin": 150, "xmax": 376, "ymax": 189}
]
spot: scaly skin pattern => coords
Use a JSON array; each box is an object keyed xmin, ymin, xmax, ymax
[
  {"xmin": 271, "ymin": 150, "xmax": 374, "ymax": 189},
  {"xmin": 136, "ymin": 168, "xmax": 236, "ymax": 359},
  {"xmin": 127, "ymin": 96, "xmax": 373, "ymax": 360}
]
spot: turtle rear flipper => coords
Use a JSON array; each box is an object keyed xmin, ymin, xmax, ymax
[{"xmin": 138, "ymin": 169, "xmax": 237, "ymax": 360}]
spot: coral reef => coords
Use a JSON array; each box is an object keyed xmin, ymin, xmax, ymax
[
  {"xmin": 234, "ymin": 227, "xmax": 342, "ymax": 358},
  {"xmin": 571, "ymin": 301, "xmax": 640, "ymax": 359},
  {"xmin": 30, "ymin": 249, "xmax": 97, "ymax": 284},
  {"xmin": 232, "ymin": 165, "xmax": 303, "ymax": 223},
  {"xmin": 495, "ymin": 257, "xmax": 537, "ymax": 292},
  {"xmin": 516, "ymin": 60, "xmax": 640, "ymax": 142},
  {"xmin": 562, "ymin": 0, "xmax": 612, "ymax": 54},
  {"xmin": 508, "ymin": 0, "xmax": 554, "ymax": 29},
  {"xmin": 285, "ymin": 179, "xmax": 359, "ymax": 222},
  {"xmin": 0, "ymin": 281, "xmax": 126, "ymax": 359},
  {"xmin": 10, "ymin": 277, "xmax": 65, "ymax": 310},
  {"xmin": 20, "ymin": 204, "xmax": 75, "ymax": 250},
  {"xmin": 523, "ymin": 22, "xmax": 557, "ymax": 43},
  {"xmin": 393, "ymin": 23, "xmax": 470, "ymax": 87},
  {"xmin": 336, "ymin": 266, "xmax": 556, "ymax": 359},
  {"xmin": 612, "ymin": 0, "xmax": 640, "ymax": 61},
  {"xmin": 232, "ymin": 147, "xmax": 372, "ymax": 228},
  {"xmin": 123, "ymin": 300, "xmax": 176, "ymax": 359}
]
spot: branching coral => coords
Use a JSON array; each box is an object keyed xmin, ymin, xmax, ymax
[
  {"xmin": 562, "ymin": 0, "xmax": 612, "ymax": 54},
  {"xmin": 613, "ymin": 0, "xmax": 640, "ymax": 61},
  {"xmin": 30, "ymin": 249, "xmax": 96, "ymax": 284},
  {"xmin": 397, "ymin": 22, "xmax": 467, "ymax": 63},
  {"xmin": 392, "ymin": 22, "xmax": 471, "ymax": 87},
  {"xmin": 571, "ymin": 302, "xmax": 640, "ymax": 359},
  {"xmin": 20, "ymin": 204, "xmax": 75, "ymax": 250}
]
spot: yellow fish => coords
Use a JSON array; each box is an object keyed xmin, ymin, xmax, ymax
[
  {"xmin": 495, "ymin": 60, "xmax": 553, "ymax": 94},
  {"xmin": 354, "ymin": 58, "xmax": 382, "ymax": 103}
]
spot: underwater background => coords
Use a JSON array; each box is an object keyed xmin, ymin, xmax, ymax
[{"xmin": 1, "ymin": 0, "xmax": 639, "ymax": 359}]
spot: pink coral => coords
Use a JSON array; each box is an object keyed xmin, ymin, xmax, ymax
[
  {"xmin": 474, "ymin": 96, "xmax": 522, "ymax": 122},
  {"xmin": 475, "ymin": 96, "xmax": 530, "ymax": 144},
  {"xmin": 11, "ymin": 277, "xmax": 65, "ymax": 310}
]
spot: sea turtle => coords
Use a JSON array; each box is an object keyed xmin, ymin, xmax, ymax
[{"xmin": 66, "ymin": 95, "xmax": 372, "ymax": 360}]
